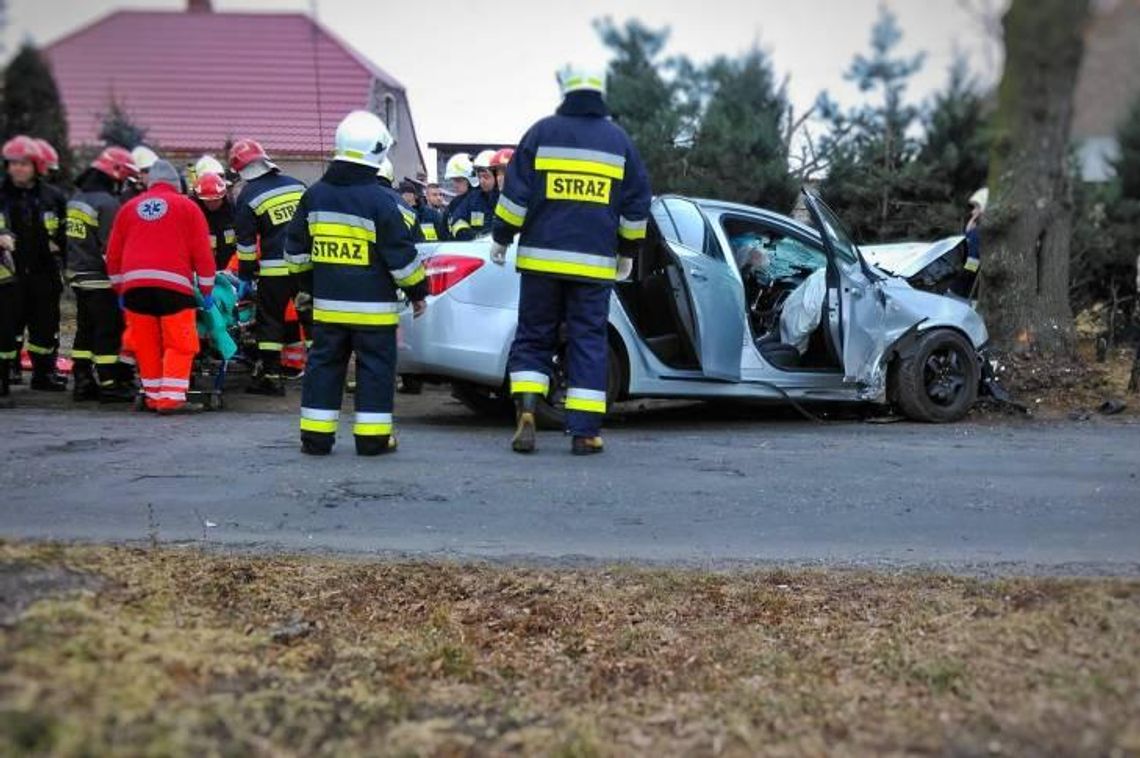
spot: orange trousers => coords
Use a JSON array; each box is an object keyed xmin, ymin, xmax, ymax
[{"xmin": 125, "ymin": 308, "xmax": 199, "ymax": 410}]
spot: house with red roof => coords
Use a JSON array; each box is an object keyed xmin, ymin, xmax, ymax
[{"xmin": 43, "ymin": 0, "xmax": 425, "ymax": 183}]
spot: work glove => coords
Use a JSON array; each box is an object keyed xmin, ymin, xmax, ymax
[
  {"xmin": 489, "ymin": 241, "xmax": 508, "ymax": 266},
  {"xmin": 294, "ymin": 291, "xmax": 313, "ymax": 314},
  {"xmin": 199, "ymin": 293, "xmax": 215, "ymax": 312},
  {"xmin": 616, "ymin": 256, "xmax": 634, "ymax": 282}
]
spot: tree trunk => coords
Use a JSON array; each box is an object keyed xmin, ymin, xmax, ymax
[{"xmin": 978, "ymin": 0, "xmax": 1091, "ymax": 354}]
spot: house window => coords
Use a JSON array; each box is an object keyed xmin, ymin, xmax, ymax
[{"xmin": 383, "ymin": 94, "xmax": 398, "ymax": 140}]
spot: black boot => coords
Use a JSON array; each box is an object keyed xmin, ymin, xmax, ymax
[
  {"xmin": 0, "ymin": 359, "xmax": 13, "ymax": 409},
  {"xmin": 301, "ymin": 431, "xmax": 334, "ymax": 456},
  {"xmin": 511, "ymin": 393, "xmax": 539, "ymax": 453},
  {"xmin": 72, "ymin": 362, "xmax": 98, "ymax": 401},
  {"xmin": 29, "ymin": 353, "xmax": 67, "ymax": 392},
  {"xmin": 8, "ymin": 356, "xmax": 21, "ymax": 386},
  {"xmin": 98, "ymin": 381, "xmax": 136, "ymax": 404},
  {"xmin": 355, "ymin": 434, "xmax": 396, "ymax": 457}
]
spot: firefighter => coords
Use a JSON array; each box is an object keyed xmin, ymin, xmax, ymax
[
  {"xmin": 401, "ymin": 178, "xmax": 441, "ymax": 242},
  {"xmin": 123, "ymin": 145, "xmax": 159, "ymax": 201},
  {"xmin": 66, "ymin": 146, "xmax": 139, "ymax": 402},
  {"xmin": 440, "ymin": 153, "xmax": 476, "ymax": 240},
  {"xmin": 490, "ymin": 64, "xmax": 651, "ymax": 455},
  {"xmin": 230, "ymin": 138, "xmax": 307, "ymax": 396},
  {"xmin": 377, "ymin": 158, "xmax": 422, "ymax": 241},
  {"xmin": 447, "ymin": 149, "xmax": 499, "ymax": 240},
  {"xmin": 31, "ymin": 139, "xmax": 60, "ymax": 183},
  {"xmin": 192, "ymin": 172, "xmax": 237, "ymax": 271},
  {"xmin": 489, "ymin": 148, "xmax": 514, "ymax": 192},
  {"xmin": 284, "ymin": 110, "xmax": 428, "ymax": 456},
  {"xmin": 106, "ymin": 160, "xmax": 215, "ymax": 414},
  {"xmin": 1, "ymin": 135, "xmax": 68, "ymax": 391}
]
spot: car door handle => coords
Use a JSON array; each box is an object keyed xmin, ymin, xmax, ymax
[{"xmin": 689, "ymin": 269, "xmax": 707, "ymax": 281}]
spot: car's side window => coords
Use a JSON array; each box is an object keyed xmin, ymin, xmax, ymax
[
  {"xmin": 661, "ymin": 198, "xmax": 720, "ymax": 259},
  {"xmin": 721, "ymin": 215, "xmax": 827, "ymax": 284}
]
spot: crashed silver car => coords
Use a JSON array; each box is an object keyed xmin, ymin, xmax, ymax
[{"xmin": 397, "ymin": 191, "xmax": 989, "ymax": 424}]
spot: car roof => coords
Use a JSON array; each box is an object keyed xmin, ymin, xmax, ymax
[{"xmin": 659, "ymin": 194, "xmax": 821, "ymax": 239}]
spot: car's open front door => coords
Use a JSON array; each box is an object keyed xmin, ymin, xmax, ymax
[
  {"xmin": 801, "ymin": 191, "xmax": 890, "ymax": 386},
  {"xmin": 653, "ymin": 197, "xmax": 744, "ymax": 381}
]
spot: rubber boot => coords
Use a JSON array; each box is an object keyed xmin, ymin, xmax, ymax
[
  {"xmin": 29, "ymin": 353, "xmax": 67, "ymax": 392},
  {"xmin": 0, "ymin": 359, "xmax": 13, "ymax": 409},
  {"xmin": 98, "ymin": 381, "xmax": 136, "ymax": 404},
  {"xmin": 355, "ymin": 434, "xmax": 397, "ymax": 457},
  {"xmin": 301, "ymin": 431, "xmax": 334, "ymax": 456},
  {"xmin": 511, "ymin": 393, "xmax": 539, "ymax": 454},
  {"xmin": 571, "ymin": 436, "xmax": 605, "ymax": 456},
  {"xmin": 72, "ymin": 362, "xmax": 98, "ymax": 401}
]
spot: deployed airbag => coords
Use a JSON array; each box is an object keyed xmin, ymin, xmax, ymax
[{"xmin": 779, "ymin": 269, "xmax": 826, "ymax": 354}]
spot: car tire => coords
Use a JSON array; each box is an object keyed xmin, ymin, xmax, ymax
[
  {"xmin": 890, "ymin": 328, "xmax": 979, "ymax": 423},
  {"xmin": 533, "ymin": 341, "xmax": 623, "ymax": 431}
]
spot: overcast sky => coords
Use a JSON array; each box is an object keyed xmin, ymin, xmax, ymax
[{"xmin": 4, "ymin": 0, "xmax": 1007, "ymax": 172}]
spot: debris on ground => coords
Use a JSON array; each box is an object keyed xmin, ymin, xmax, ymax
[{"xmin": 269, "ymin": 615, "xmax": 315, "ymax": 644}]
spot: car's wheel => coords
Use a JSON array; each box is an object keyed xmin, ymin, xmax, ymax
[
  {"xmin": 890, "ymin": 328, "xmax": 979, "ymax": 423},
  {"xmin": 533, "ymin": 340, "xmax": 624, "ymax": 431}
]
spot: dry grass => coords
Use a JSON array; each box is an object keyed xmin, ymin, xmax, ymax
[{"xmin": 1, "ymin": 542, "xmax": 1138, "ymax": 756}]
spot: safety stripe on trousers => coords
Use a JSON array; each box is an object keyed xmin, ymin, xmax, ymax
[
  {"xmin": 259, "ymin": 259, "xmax": 291, "ymax": 277},
  {"xmin": 565, "ymin": 387, "xmax": 606, "ymax": 414},
  {"xmin": 112, "ymin": 269, "xmax": 192, "ymax": 289},
  {"xmin": 353, "ymin": 411, "xmax": 393, "ymax": 437},
  {"xmin": 300, "ymin": 406, "xmax": 339, "ymax": 434},
  {"xmin": 510, "ymin": 370, "xmax": 550, "ymax": 395},
  {"xmin": 313, "ymin": 298, "xmax": 401, "ymax": 327}
]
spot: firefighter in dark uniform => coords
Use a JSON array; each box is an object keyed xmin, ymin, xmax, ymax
[
  {"xmin": 439, "ymin": 153, "xmax": 476, "ymax": 241},
  {"xmin": 400, "ymin": 179, "xmax": 442, "ymax": 242},
  {"xmin": 448, "ymin": 149, "xmax": 499, "ymax": 240},
  {"xmin": 1, "ymin": 135, "xmax": 69, "ymax": 391},
  {"xmin": 192, "ymin": 172, "xmax": 238, "ymax": 271},
  {"xmin": 491, "ymin": 65, "xmax": 651, "ymax": 455},
  {"xmin": 377, "ymin": 158, "xmax": 423, "ymax": 242},
  {"xmin": 284, "ymin": 110, "xmax": 428, "ymax": 457},
  {"xmin": 66, "ymin": 146, "xmax": 139, "ymax": 402},
  {"xmin": 230, "ymin": 138, "xmax": 307, "ymax": 396}
]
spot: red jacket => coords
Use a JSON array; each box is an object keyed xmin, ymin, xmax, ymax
[{"xmin": 107, "ymin": 184, "xmax": 215, "ymax": 297}]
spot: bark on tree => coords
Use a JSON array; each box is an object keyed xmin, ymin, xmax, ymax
[{"xmin": 978, "ymin": 0, "xmax": 1091, "ymax": 354}]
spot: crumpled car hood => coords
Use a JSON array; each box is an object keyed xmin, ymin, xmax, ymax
[{"xmin": 861, "ymin": 236, "xmax": 965, "ymax": 278}]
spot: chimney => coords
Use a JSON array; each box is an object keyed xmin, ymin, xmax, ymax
[{"xmin": 187, "ymin": 0, "xmax": 212, "ymax": 12}]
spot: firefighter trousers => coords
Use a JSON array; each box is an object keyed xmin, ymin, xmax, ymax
[
  {"xmin": 0, "ymin": 282, "xmax": 16, "ymax": 362},
  {"xmin": 300, "ymin": 323, "xmax": 396, "ymax": 447},
  {"xmin": 254, "ymin": 275, "xmax": 297, "ymax": 377},
  {"xmin": 125, "ymin": 308, "xmax": 199, "ymax": 411},
  {"xmin": 72, "ymin": 287, "xmax": 125, "ymax": 386},
  {"xmin": 508, "ymin": 273, "xmax": 611, "ymax": 437},
  {"xmin": 13, "ymin": 267, "xmax": 62, "ymax": 359}
]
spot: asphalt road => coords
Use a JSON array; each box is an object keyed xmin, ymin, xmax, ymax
[{"xmin": 2, "ymin": 385, "xmax": 1138, "ymax": 575}]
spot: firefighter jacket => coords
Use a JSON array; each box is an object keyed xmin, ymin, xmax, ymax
[
  {"xmin": 415, "ymin": 203, "xmax": 442, "ymax": 242},
  {"xmin": 449, "ymin": 186, "xmax": 497, "ymax": 240},
  {"xmin": 233, "ymin": 170, "xmax": 306, "ymax": 281},
  {"xmin": 106, "ymin": 184, "xmax": 216, "ymax": 298},
  {"xmin": 491, "ymin": 93, "xmax": 651, "ymax": 283},
  {"xmin": 284, "ymin": 161, "xmax": 428, "ymax": 329},
  {"xmin": 193, "ymin": 196, "xmax": 238, "ymax": 270},
  {"xmin": 66, "ymin": 171, "xmax": 121, "ymax": 290},
  {"xmin": 0, "ymin": 178, "xmax": 68, "ymax": 279}
]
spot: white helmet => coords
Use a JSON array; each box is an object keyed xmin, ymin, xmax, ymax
[
  {"xmin": 556, "ymin": 64, "xmax": 606, "ymax": 97},
  {"xmin": 968, "ymin": 187, "xmax": 989, "ymax": 213},
  {"xmin": 131, "ymin": 145, "xmax": 159, "ymax": 171},
  {"xmin": 473, "ymin": 149, "xmax": 497, "ymax": 171},
  {"xmin": 377, "ymin": 157, "xmax": 394, "ymax": 183},
  {"xmin": 194, "ymin": 154, "xmax": 225, "ymax": 178},
  {"xmin": 443, "ymin": 152, "xmax": 476, "ymax": 184},
  {"xmin": 334, "ymin": 110, "xmax": 393, "ymax": 168}
]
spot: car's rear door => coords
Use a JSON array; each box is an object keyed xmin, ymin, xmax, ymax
[{"xmin": 652, "ymin": 197, "xmax": 744, "ymax": 381}]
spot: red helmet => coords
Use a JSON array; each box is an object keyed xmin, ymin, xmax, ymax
[
  {"xmin": 489, "ymin": 148, "xmax": 514, "ymax": 170},
  {"xmin": 228, "ymin": 138, "xmax": 269, "ymax": 173},
  {"xmin": 91, "ymin": 146, "xmax": 139, "ymax": 182},
  {"xmin": 195, "ymin": 172, "xmax": 227, "ymax": 201},
  {"xmin": 3, "ymin": 135, "xmax": 42, "ymax": 168},
  {"xmin": 32, "ymin": 139, "xmax": 59, "ymax": 174}
]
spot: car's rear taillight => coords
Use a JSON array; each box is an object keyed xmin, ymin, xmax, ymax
[{"xmin": 426, "ymin": 254, "xmax": 484, "ymax": 296}]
